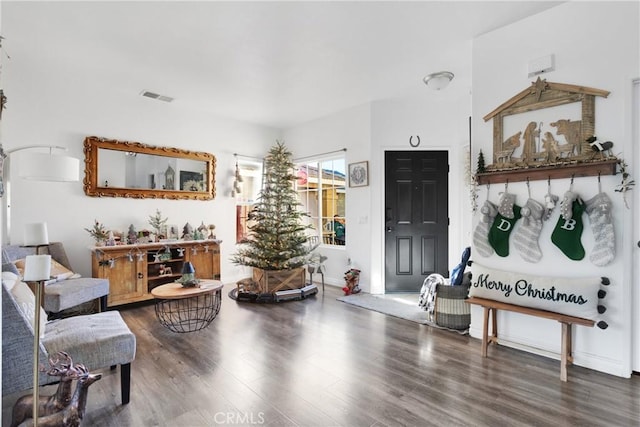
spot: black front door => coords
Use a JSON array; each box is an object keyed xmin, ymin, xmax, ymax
[{"xmin": 385, "ymin": 151, "xmax": 449, "ymax": 293}]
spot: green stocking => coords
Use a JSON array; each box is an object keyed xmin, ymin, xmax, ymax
[
  {"xmin": 551, "ymin": 198, "xmax": 586, "ymax": 260},
  {"xmin": 488, "ymin": 205, "xmax": 522, "ymax": 257}
]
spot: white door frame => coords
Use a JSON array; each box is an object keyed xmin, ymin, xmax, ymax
[{"xmin": 633, "ymin": 78, "xmax": 640, "ymax": 372}]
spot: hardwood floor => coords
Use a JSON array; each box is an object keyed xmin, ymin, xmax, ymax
[{"xmin": 3, "ymin": 284, "xmax": 640, "ymax": 426}]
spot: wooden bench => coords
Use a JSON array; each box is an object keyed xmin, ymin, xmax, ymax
[{"xmin": 465, "ymin": 297, "xmax": 595, "ymax": 382}]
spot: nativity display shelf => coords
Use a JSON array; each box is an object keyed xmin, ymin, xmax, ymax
[{"xmin": 476, "ymin": 78, "xmax": 617, "ymax": 185}]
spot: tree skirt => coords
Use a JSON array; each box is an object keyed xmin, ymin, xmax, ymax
[{"xmin": 228, "ymin": 284, "xmax": 318, "ymax": 304}]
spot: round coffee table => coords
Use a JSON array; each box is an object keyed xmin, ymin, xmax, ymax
[{"xmin": 150, "ymin": 280, "xmax": 223, "ymax": 333}]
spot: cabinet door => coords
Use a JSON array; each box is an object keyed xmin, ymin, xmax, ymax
[
  {"xmin": 186, "ymin": 243, "xmax": 220, "ymax": 280},
  {"xmin": 94, "ymin": 250, "xmax": 146, "ymax": 306}
]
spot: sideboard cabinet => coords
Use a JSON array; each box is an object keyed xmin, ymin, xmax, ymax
[{"xmin": 91, "ymin": 240, "xmax": 221, "ymax": 307}]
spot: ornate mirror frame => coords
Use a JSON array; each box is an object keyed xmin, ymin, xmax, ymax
[{"xmin": 83, "ymin": 136, "xmax": 216, "ymax": 200}]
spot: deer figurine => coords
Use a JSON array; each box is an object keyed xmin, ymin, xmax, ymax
[
  {"xmin": 11, "ymin": 352, "xmax": 79, "ymax": 427},
  {"xmin": 17, "ymin": 364, "xmax": 102, "ymax": 427}
]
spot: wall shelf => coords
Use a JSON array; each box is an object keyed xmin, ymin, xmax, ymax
[{"xmin": 475, "ymin": 159, "xmax": 618, "ymax": 185}]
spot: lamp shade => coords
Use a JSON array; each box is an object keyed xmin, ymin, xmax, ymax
[
  {"xmin": 423, "ymin": 71, "xmax": 454, "ymax": 90},
  {"xmin": 23, "ymin": 254, "xmax": 52, "ymax": 281},
  {"xmin": 23, "ymin": 222, "xmax": 49, "ymax": 246},
  {"xmin": 19, "ymin": 153, "xmax": 79, "ymax": 182}
]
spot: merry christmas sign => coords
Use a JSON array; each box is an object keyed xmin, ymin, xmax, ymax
[{"xmin": 469, "ymin": 263, "xmax": 602, "ymax": 320}]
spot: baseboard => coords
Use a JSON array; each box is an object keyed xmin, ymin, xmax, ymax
[{"xmin": 468, "ymin": 325, "xmax": 631, "ymax": 378}]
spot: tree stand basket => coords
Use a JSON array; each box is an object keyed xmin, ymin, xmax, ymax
[{"xmin": 252, "ymin": 267, "xmax": 306, "ymax": 294}]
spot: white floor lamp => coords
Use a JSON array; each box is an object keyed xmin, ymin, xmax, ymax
[{"xmin": 23, "ymin": 253, "xmax": 52, "ymax": 426}]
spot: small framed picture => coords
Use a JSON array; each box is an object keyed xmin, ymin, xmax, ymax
[{"xmin": 348, "ymin": 161, "xmax": 369, "ymax": 187}]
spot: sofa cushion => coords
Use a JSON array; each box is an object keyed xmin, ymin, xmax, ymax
[
  {"xmin": 43, "ymin": 277, "xmax": 109, "ymax": 313},
  {"xmin": 43, "ymin": 311, "xmax": 136, "ymax": 370}
]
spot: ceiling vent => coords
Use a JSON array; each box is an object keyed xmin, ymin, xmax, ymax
[{"xmin": 140, "ymin": 90, "xmax": 174, "ymax": 103}]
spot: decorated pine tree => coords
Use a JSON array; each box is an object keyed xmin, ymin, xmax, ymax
[
  {"xmin": 231, "ymin": 141, "xmax": 313, "ymax": 270},
  {"xmin": 477, "ymin": 149, "xmax": 486, "ymax": 173}
]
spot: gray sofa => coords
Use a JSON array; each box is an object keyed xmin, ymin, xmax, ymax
[
  {"xmin": 1, "ymin": 243, "xmax": 109, "ymax": 316},
  {"xmin": 2, "ymin": 272, "xmax": 136, "ymax": 403}
]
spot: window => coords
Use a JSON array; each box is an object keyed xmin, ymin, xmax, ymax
[
  {"xmin": 296, "ymin": 157, "xmax": 346, "ymax": 246},
  {"xmin": 235, "ymin": 160, "xmax": 263, "ymax": 243}
]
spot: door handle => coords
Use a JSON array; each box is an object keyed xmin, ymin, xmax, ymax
[{"xmin": 386, "ymin": 226, "xmax": 393, "ymax": 232}]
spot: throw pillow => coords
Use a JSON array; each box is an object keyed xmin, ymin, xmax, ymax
[
  {"xmin": 10, "ymin": 280, "xmax": 47, "ymax": 337},
  {"xmin": 13, "ymin": 258, "xmax": 75, "ymax": 282},
  {"xmin": 469, "ymin": 262, "xmax": 601, "ymax": 320},
  {"xmin": 2, "ymin": 262, "xmax": 20, "ymax": 275}
]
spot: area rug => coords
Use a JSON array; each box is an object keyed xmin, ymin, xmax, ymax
[{"xmin": 337, "ymin": 293, "xmax": 468, "ymax": 334}]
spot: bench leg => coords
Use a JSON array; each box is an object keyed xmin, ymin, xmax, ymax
[
  {"xmin": 121, "ymin": 363, "xmax": 131, "ymax": 404},
  {"xmin": 100, "ymin": 295, "xmax": 108, "ymax": 312},
  {"xmin": 480, "ymin": 307, "xmax": 499, "ymax": 358},
  {"xmin": 481, "ymin": 307, "xmax": 490, "ymax": 357},
  {"xmin": 560, "ymin": 322, "xmax": 572, "ymax": 382}
]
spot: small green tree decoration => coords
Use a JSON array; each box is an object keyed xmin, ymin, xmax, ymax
[
  {"xmin": 84, "ymin": 220, "xmax": 109, "ymax": 242},
  {"xmin": 148, "ymin": 209, "xmax": 168, "ymax": 236},
  {"xmin": 477, "ymin": 149, "xmax": 486, "ymax": 174},
  {"xmin": 231, "ymin": 141, "xmax": 314, "ymax": 270}
]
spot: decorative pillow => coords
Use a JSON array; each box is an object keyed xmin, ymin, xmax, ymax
[
  {"xmin": 2, "ymin": 262, "xmax": 20, "ymax": 275},
  {"xmin": 2, "ymin": 271, "xmax": 20, "ymax": 289},
  {"xmin": 10, "ymin": 280, "xmax": 47, "ymax": 337},
  {"xmin": 13, "ymin": 258, "xmax": 75, "ymax": 282},
  {"xmin": 469, "ymin": 263, "xmax": 601, "ymax": 320}
]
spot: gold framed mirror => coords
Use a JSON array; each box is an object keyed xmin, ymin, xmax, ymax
[{"xmin": 83, "ymin": 136, "xmax": 216, "ymax": 200}]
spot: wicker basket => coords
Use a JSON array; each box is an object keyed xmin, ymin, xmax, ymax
[{"xmin": 435, "ymin": 283, "xmax": 470, "ymax": 330}]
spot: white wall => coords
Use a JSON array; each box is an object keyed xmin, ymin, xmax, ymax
[
  {"xmin": 283, "ymin": 104, "xmax": 372, "ymax": 289},
  {"xmin": 283, "ymin": 76, "xmax": 473, "ymax": 294},
  {"xmin": 370, "ymin": 88, "xmax": 472, "ymax": 294},
  {"xmin": 471, "ymin": 1, "xmax": 640, "ymax": 377},
  {"xmin": 1, "ymin": 19, "xmax": 280, "ymax": 282}
]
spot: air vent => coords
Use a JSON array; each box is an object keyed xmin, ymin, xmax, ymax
[{"xmin": 140, "ymin": 90, "xmax": 174, "ymax": 103}]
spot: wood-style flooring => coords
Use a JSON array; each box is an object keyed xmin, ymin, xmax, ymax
[{"xmin": 3, "ymin": 284, "xmax": 640, "ymax": 426}]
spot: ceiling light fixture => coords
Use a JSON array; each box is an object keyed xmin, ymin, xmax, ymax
[{"xmin": 423, "ymin": 71, "xmax": 454, "ymax": 90}]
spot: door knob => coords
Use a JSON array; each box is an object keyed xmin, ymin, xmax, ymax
[{"xmin": 386, "ymin": 227, "xmax": 393, "ymax": 232}]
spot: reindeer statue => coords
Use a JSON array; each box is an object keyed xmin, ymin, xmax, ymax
[
  {"xmin": 17, "ymin": 364, "xmax": 102, "ymax": 427},
  {"xmin": 11, "ymin": 352, "xmax": 79, "ymax": 427}
]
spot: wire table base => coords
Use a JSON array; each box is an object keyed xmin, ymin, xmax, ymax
[{"xmin": 151, "ymin": 281, "xmax": 223, "ymax": 333}]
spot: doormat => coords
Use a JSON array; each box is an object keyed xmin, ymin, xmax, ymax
[{"xmin": 337, "ymin": 293, "xmax": 468, "ymax": 334}]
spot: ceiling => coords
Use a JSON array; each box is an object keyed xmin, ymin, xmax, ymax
[{"xmin": 2, "ymin": 1, "xmax": 563, "ymax": 129}]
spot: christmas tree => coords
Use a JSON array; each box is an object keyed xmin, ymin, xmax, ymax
[
  {"xmin": 231, "ymin": 141, "xmax": 314, "ymax": 270},
  {"xmin": 477, "ymin": 149, "xmax": 486, "ymax": 173}
]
